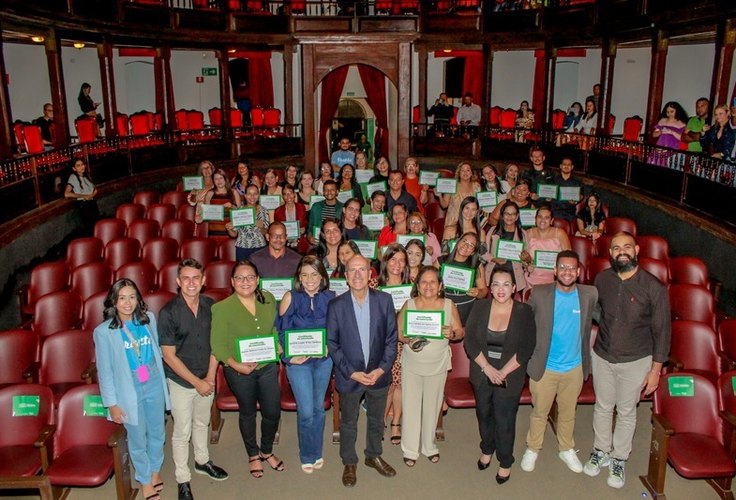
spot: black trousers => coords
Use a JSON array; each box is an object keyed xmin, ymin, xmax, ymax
[
  {"xmin": 471, "ymin": 380, "xmax": 521, "ymax": 468},
  {"xmin": 224, "ymin": 363, "xmax": 281, "ymax": 457},
  {"xmin": 338, "ymin": 384, "xmax": 389, "ymax": 465}
]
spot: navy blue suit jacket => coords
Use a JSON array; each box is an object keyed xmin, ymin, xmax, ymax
[{"xmin": 327, "ymin": 288, "xmax": 397, "ymax": 393}]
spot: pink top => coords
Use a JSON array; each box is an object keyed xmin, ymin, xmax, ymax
[{"xmin": 526, "ymin": 236, "xmax": 563, "ymax": 287}]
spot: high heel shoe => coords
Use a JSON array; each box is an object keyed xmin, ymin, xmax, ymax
[
  {"xmin": 496, "ymin": 468, "xmax": 511, "ymax": 484},
  {"xmin": 477, "ymin": 457, "xmax": 491, "ymax": 471}
]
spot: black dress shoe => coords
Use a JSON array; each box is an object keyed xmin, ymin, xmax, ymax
[
  {"xmin": 194, "ymin": 460, "xmax": 229, "ymax": 481},
  {"xmin": 477, "ymin": 458, "xmax": 491, "ymax": 471},
  {"xmin": 365, "ymin": 456, "xmax": 396, "ymax": 477},
  {"xmin": 177, "ymin": 482, "xmax": 193, "ymax": 500},
  {"xmin": 496, "ymin": 471, "xmax": 511, "ymax": 484},
  {"xmin": 342, "ymin": 464, "xmax": 357, "ymax": 487}
]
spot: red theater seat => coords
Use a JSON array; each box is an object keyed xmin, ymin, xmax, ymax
[
  {"xmin": 604, "ymin": 216, "xmax": 637, "ymax": 236},
  {"xmin": 161, "ymin": 219, "xmax": 195, "ymax": 246},
  {"xmin": 94, "ymin": 219, "xmax": 127, "ymax": 246},
  {"xmin": 32, "ymin": 291, "xmax": 81, "ymax": 339},
  {"xmin": 18, "ymin": 261, "xmax": 70, "ymax": 318},
  {"xmin": 115, "ymin": 203, "xmax": 146, "ymax": 227},
  {"xmin": 133, "ymin": 190, "xmax": 161, "ymax": 209},
  {"xmin": 104, "ymin": 237, "xmax": 142, "ymax": 271},
  {"xmin": 81, "ymin": 291, "xmax": 107, "ymax": 331},
  {"xmin": 143, "ymin": 291, "xmax": 176, "ymax": 319},
  {"xmin": 36, "ymin": 329, "xmax": 95, "ymax": 405},
  {"xmin": 668, "ymin": 320, "xmax": 721, "ymax": 383},
  {"xmin": 66, "ymin": 237, "xmax": 104, "ymax": 270},
  {"xmin": 0, "ymin": 330, "xmax": 39, "ymax": 388},
  {"xmin": 162, "ymin": 190, "xmax": 190, "ymax": 210},
  {"xmin": 445, "ymin": 340, "xmax": 475, "ymax": 408},
  {"xmin": 669, "ymin": 256, "xmax": 709, "ymax": 289},
  {"xmin": 669, "ymin": 284, "xmax": 715, "ymax": 329},
  {"xmin": 180, "ymin": 238, "xmax": 217, "ymax": 267},
  {"xmin": 127, "ymin": 219, "xmax": 161, "ymax": 247},
  {"xmin": 71, "ymin": 263, "xmax": 113, "ymax": 302},
  {"xmin": 115, "ymin": 261, "xmax": 158, "ymax": 294},
  {"xmin": 146, "ymin": 203, "xmax": 176, "ymax": 228}
]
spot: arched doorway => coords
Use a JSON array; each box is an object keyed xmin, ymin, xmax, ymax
[{"xmin": 332, "ymin": 98, "xmax": 376, "ymax": 161}]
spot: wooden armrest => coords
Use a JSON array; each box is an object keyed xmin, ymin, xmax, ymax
[
  {"xmin": 34, "ymin": 424, "xmax": 56, "ymax": 448},
  {"xmin": 81, "ymin": 362, "xmax": 97, "ymax": 383},
  {"xmin": 107, "ymin": 425, "xmax": 126, "ymax": 448},
  {"xmin": 720, "ymin": 410, "xmax": 736, "ymax": 429},
  {"xmin": 718, "ymin": 353, "xmax": 736, "ymax": 371},
  {"xmin": 23, "ymin": 361, "xmax": 40, "ymax": 383},
  {"xmin": 652, "ymin": 412, "xmax": 675, "ymax": 436},
  {"xmin": 667, "ymin": 356, "xmax": 683, "ymax": 371}
]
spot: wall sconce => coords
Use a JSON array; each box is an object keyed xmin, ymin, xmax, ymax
[
  {"xmin": 73, "ymin": 42, "xmax": 85, "ymax": 49},
  {"xmin": 31, "ymin": 36, "xmax": 45, "ymax": 43}
]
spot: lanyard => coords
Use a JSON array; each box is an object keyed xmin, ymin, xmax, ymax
[{"xmin": 122, "ymin": 323, "xmax": 143, "ymax": 364}]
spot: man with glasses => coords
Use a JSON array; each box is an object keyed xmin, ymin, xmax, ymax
[
  {"xmin": 159, "ymin": 259, "xmax": 228, "ymax": 500},
  {"xmin": 250, "ymin": 222, "xmax": 301, "ymax": 278},
  {"xmin": 327, "ymin": 255, "xmax": 398, "ymax": 487},
  {"xmin": 520, "ymin": 250, "xmax": 599, "ymax": 475}
]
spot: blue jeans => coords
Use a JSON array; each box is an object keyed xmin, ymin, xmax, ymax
[
  {"xmin": 124, "ymin": 360, "xmax": 166, "ymax": 485},
  {"xmin": 286, "ymin": 357, "xmax": 333, "ymax": 464}
]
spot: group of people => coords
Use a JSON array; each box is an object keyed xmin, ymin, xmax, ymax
[{"xmin": 91, "ymin": 145, "xmax": 671, "ymax": 500}]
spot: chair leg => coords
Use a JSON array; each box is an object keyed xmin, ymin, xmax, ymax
[
  {"xmin": 210, "ymin": 401, "xmax": 223, "ymax": 445},
  {"xmin": 332, "ymin": 390, "xmax": 341, "ymax": 444},
  {"xmin": 706, "ymin": 478, "xmax": 735, "ymax": 500},
  {"xmin": 111, "ymin": 427, "xmax": 137, "ymax": 500},
  {"xmin": 639, "ymin": 414, "xmax": 672, "ymax": 500},
  {"xmin": 435, "ymin": 409, "xmax": 445, "ymax": 442},
  {"xmin": 0, "ymin": 476, "xmax": 54, "ymax": 500}
]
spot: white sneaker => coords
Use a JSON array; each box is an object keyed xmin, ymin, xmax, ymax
[
  {"xmin": 558, "ymin": 449, "xmax": 583, "ymax": 473},
  {"xmin": 520, "ymin": 449, "xmax": 539, "ymax": 472},
  {"xmin": 583, "ymin": 449, "xmax": 610, "ymax": 477},
  {"xmin": 607, "ymin": 459, "xmax": 625, "ymax": 488}
]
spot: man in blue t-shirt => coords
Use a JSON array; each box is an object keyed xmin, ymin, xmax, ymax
[
  {"xmin": 331, "ymin": 137, "xmax": 355, "ymax": 173},
  {"xmin": 520, "ymin": 250, "xmax": 599, "ymax": 475}
]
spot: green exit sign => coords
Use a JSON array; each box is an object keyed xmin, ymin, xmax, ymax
[{"xmin": 202, "ymin": 67, "xmax": 217, "ymax": 76}]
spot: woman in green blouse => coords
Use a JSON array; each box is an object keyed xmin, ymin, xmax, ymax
[{"xmin": 211, "ymin": 260, "xmax": 284, "ymax": 478}]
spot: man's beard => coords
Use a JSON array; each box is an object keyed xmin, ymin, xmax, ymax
[{"xmin": 610, "ymin": 253, "xmax": 638, "ymax": 273}]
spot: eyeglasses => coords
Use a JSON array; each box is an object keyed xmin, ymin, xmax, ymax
[
  {"xmin": 269, "ymin": 233, "xmax": 287, "ymax": 240},
  {"xmin": 557, "ymin": 264, "xmax": 578, "ymax": 271},
  {"xmin": 408, "ymin": 220, "xmax": 424, "ymax": 226},
  {"xmin": 233, "ymin": 275, "xmax": 258, "ymax": 283},
  {"xmin": 460, "ymin": 239, "xmax": 477, "ymax": 249},
  {"xmin": 491, "ymin": 281, "xmax": 513, "ymax": 288}
]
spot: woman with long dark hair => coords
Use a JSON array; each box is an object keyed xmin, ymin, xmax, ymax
[
  {"xmin": 439, "ymin": 231, "xmax": 488, "ymax": 324},
  {"xmin": 195, "ymin": 168, "xmax": 241, "ymax": 236},
  {"xmin": 337, "ymin": 164, "xmax": 364, "ymax": 206},
  {"xmin": 94, "ymin": 279, "xmax": 170, "ymax": 500},
  {"xmin": 484, "ymin": 200, "xmax": 528, "ymax": 295},
  {"xmin": 232, "ymin": 159, "xmax": 261, "ymax": 197},
  {"xmin": 211, "ymin": 260, "xmax": 283, "ymax": 479},
  {"xmin": 64, "ymin": 158, "xmax": 99, "ymax": 232},
  {"xmin": 78, "ymin": 82, "xmax": 102, "ymax": 136},
  {"xmin": 341, "ymin": 198, "xmax": 371, "ymax": 241}
]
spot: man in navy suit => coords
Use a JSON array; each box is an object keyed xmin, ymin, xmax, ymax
[{"xmin": 327, "ymin": 254, "xmax": 398, "ymax": 487}]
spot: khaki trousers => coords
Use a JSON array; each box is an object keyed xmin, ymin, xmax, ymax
[{"xmin": 167, "ymin": 379, "xmax": 214, "ymax": 483}]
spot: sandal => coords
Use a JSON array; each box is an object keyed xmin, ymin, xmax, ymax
[
  {"xmin": 301, "ymin": 463, "xmax": 314, "ymax": 474},
  {"xmin": 390, "ymin": 423, "xmax": 401, "ymax": 445},
  {"xmin": 428, "ymin": 454, "xmax": 440, "ymax": 464},
  {"xmin": 144, "ymin": 495, "xmax": 160, "ymax": 500},
  {"xmin": 248, "ymin": 456, "xmax": 264, "ymax": 478},
  {"xmin": 153, "ymin": 482, "xmax": 164, "ymax": 493},
  {"xmin": 403, "ymin": 457, "xmax": 416, "ymax": 468},
  {"xmin": 260, "ymin": 453, "xmax": 285, "ymax": 472}
]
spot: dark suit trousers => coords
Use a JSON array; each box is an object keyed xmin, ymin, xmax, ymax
[
  {"xmin": 339, "ymin": 385, "xmax": 389, "ymax": 465},
  {"xmin": 472, "ymin": 381, "xmax": 520, "ymax": 469}
]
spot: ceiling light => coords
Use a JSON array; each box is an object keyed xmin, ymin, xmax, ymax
[
  {"xmin": 442, "ymin": 49, "xmax": 452, "ymax": 53},
  {"xmin": 73, "ymin": 42, "xmax": 85, "ymax": 49},
  {"xmin": 31, "ymin": 36, "xmax": 45, "ymax": 43}
]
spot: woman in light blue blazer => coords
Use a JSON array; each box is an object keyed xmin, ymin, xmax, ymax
[{"xmin": 94, "ymin": 279, "xmax": 171, "ymax": 500}]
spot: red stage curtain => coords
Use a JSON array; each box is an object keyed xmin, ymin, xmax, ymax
[
  {"xmin": 462, "ymin": 51, "xmax": 483, "ymax": 108},
  {"xmin": 249, "ymin": 57, "xmax": 274, "ymax": 108},
  {"xmin": 531, "ymin": 54, "xmax": 546, "ymax": 128},
  {"xmin": 357, "ymin": 65, "xmax": 389, "ymax": 159},
  {"xmin": 318, "ymin": 65, "xmax": 350, "ymax": 162}
]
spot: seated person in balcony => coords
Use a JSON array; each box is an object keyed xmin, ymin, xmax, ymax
[
  {"xmin": 427, "ymin": 92, "xmax": 455, "ymax": 137},
  {"xmin": 457, "ymin": 92, "xmax": 482, "ymax": 139},
  {"xmin": 682, "ymin": 97, "xmax": 709, "ymax": 153},
  {"xmin": 33, "ymin": 103, "xmax": 54, "ymax": 148},
  {"xmin": 700, "ymin": 103, "xmax": 736, "ymax": 162},
  {"xmin": 651, "ymin": 101, "xmax": 688, "ymax": 149},
  {"xmin": 571, "ymin": 99, "xmax": 597, "ymax": 136},
  {"xmin": 331, "ymin": 137, "xmax": 356, "ymax": 174},
  {"xmin": 515, "ymin": 100, "xmax": 535, "ymax": 142},
  {"xmin": 562, "ymin": 102, "xmax": 583, "ymax": 131}
]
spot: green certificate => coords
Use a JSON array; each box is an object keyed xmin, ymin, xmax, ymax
[
  {"xmin": 354, "ymin": 240, "xmax": 378, "ymax": 260},
  {"xmin": 309, "ymin": 195, "xmax": 325, "ymax": 210},
  {"xmin": 519, "ymin": 208, "xmax": 536, "ymax": 227},
  {"xmin": 83, "ymin": 395, "xmax": 107, "ymax": 417},
  {"xmin": 366, "ymin": 181, "xmax": 387, "ymax": 197},
  {"xmin": 379, "ymin": 284, "xmax": 413, "ymax": 311},
  {"xmin": 285, "ymin": 329, "xmax": 326, "ymax": 357},
  {"xmin": 259, "ymin": 278, "xmax": 293, "ymax": 301},
  {"xmin": 330, "ymin": 278, "xmax": 349, "ymax": 296},
  {"xmin": 668, "ymin": 375, "xmax": 694, "ymax": 397},
  {"xmin": 337, "ymin": 190, "xmax": 353, "ymax": 204},
  {"xmin": 404, "ymin": 310, "xmax": 444, "ymax": 338},
  {"xmin": 283, "ymin": 221, "xmax": 300, "ymax": 240},
  {"xmin": 396, "ymin": 233, "xmax": 426, "ymax": 247},
  {"xmin": 363, "ymin": 213, "xmax": 386, "ymax": 231},
  {"xmin": 559, "ymin": 186, "xmax": 581, "ymax": 201},
  {"xmin": 236, "ymin": 334, "xmax": 279, "ymax": 363},
  {"xmin": 12, "ymin": 395, "xmax": 40, "ymax": 416},
  {"xmin": 260, "ymin": 195, "xmax": 282, "ymax": 210},
  {"xmin": 537, "ymin": 184, "xmax": 558, "ymax": 199},
  {"xmin": 476, "ymin": 191, "xmax": 498, "ymax": 209},
  {"xmin": 355, "ymin": 169, "xmax": 374, "ymax": 184},
  {"xmin": 435, "ymin": 178, "xmax": 458, "ymax": 194},
  {"xmin": 495, "ymin": 239, "xmax": 524, "ymax": 261},
  {"xmin": 231, "ymin": 207, "xmax": 255, "ymax": 227},
  {"xmin": 201, "ymin": 204, "xmax": 224, "ymax": 221},
  {"xmin": 182, "ymin": 176, "xmax": 204, "ymax": 190},
  {"xmin": 312, "ymin": 226, "xmax": 321, "ymax": 240},
  {"xmin": 441, "ymin": 264, "xmax": 475, "ymax": 293},
  {"xmin": 534, "ymin": 250, "xmax": 559, "ymax": 270},
  {"xmin": 419, "ymin": 171, "xmax": 440, "ymax": 186}
]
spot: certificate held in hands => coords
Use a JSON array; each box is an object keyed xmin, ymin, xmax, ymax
[
  {"xmin": 404, "ymin": 310, "xmax": 444, "ymax": 338},
  {"xmin": 236, "ymin": 334, "xmax": 278, "ymax": 363},
  {"xmin": 201, "ymin": 204, "xmax": 225, "ymax": 221},
  {"xmin": 440, "ymin": 264, "xmax": 475, "ymax": 293},
  {"xmin": 285, "ymin": 329, "xmax": 326, "ymax": 357},
  {"xmin": 231, "ymin": 207, "xmax": 256, "ymax": 227}
]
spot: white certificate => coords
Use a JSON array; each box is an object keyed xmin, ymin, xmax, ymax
[
  {"xmin": 396, "ymin": 233, "xmax": 426, "ymax": 247},
  {"xmin": 285, "ymin": 329, "xmax": 326, "ymax": 357},
  {"xmin": 534, "ymin": 250, "xmax": 559, "ymax": 270},
  {"xmin": 355, "ymin": 169, "xmax": 374, "ymax": 184},
  {"xmin": 312, "ymin": 226, "xmax": 321, "ymax": 240},
  {"xmin": 366, "ymin": 181, "xmax": 387, "ymax": 197},
  {"xmin": 435, "ymin": 178, "xmax": 458, "ymax": 194},
  {"xmin": 230, "ymin": 207, "xmax": 255, "ymax": 227},
  {"xmin": 330, "ymin": 278, "xmax": 349, "ymax": 296},
  {"xmin": 201, "ymin": 204, "xmax": 224, "ymax": 221},
  {"xmin": 260, "ymin": 195, "xmax": 282, "ymax": 210},
  {"xmin": 354, "ymin": 240, "xmax": 377, "ymax": 259},
  {"xmin": 495, "ymin": 240, "xmax": 525, "ymax": 261},
  {"xmin": 283, "ymin": 221, "xmax": 300, "ymax": 239},
  {"xmin": 519, "ymin": 208, "xmax": 536, "ymax": 227},
  {"xmin": 441, "ymin": 264, "xmax": 475, "ymax": 293},
  {"xmin": 182, "ymin": 176, "xmax": 204, "ymax": 190},
  {"xmin": 236, "ymin": 335, "xmax": 278, "ymax": 363},
  {"xmin": 476, "ymin": 191, "xmax": 498, "ymax": 209},
  {"xmin": 559, "ymin": 186, "xmax": 581, "ymax": 201},
  {"xmin": 337, "ymin": 190, "xmax": 353, "ymax": 204},
  {"xmin": 363, "ymin": 213, "xmax": 386, "ymax": 231},
  {"xmin": 537, "ymin": 184, "xmax": 558, "ymax": 199},
  {"xmin": 419, "ymin": 171, "xmax": 440, "ymax": 186},
  {"xmin": 404, "ymin": 310, "xmax": 444, "ymax": 338},
  {"xmin": 259, "ymin": 278, "xmax": 293, "ymax": 301},
  {"xmin": 380, "ymin": 285, "xmax": 413, "ymax": 312},
  {"xmin": 309, "ymin": 195, "xmax": 325, "ymax": 210}
]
